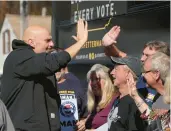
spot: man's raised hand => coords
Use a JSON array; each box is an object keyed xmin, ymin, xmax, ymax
[
  {"xmin": 72, "ymin": 19, "xmax": 88, "ymax": 43},
  {"xmin": 102, "ymin": 25, "xmax": 120, "ymax": 46}
]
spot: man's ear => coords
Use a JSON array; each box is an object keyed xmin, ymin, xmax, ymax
[
  {"xmin": 28, "ymin": 39, "xmax": 35, "ymax": 48},
  {"xmin": 154, "ymin": 70, "xmax": 160, "ymax": 81}
]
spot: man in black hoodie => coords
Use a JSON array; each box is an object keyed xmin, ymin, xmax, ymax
[{"xmin": 1, "ymin": 19, "xmax": 88, "ymax": 131}]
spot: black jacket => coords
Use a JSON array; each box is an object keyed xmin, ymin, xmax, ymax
[{"xmin": 1, "ymin": 40, "xmax": 71, "ymax": 131}]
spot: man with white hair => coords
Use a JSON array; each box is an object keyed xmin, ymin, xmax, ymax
[
  {"xmin": 142, "ymin": 52, "xmax": 170, "ymax": 109},
  {"xmin": 102, "ymin": 26, "xmax": 170, "ymax": 107},
  {"xmin": 127, "ymin": 52, "xmax": 170, "ymax": 130},
  {"xmin": 127, "ymin": 52, "xmax": 170, "ymax": 111}
]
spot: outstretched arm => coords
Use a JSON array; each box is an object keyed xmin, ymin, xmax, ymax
[
  {"xmin": 65, "ymin": 19, "xmax": 88, "ymax": 59},
  {"xmin": 104, "ymin": 44, "xmax": 127, "ymax": 57},
  {"xmin": 14, "ymin": 19, "xmax": 88, "ymax": 78},
  {"xmin": 102, "ymin": 26, "xmax": 127, "ymax": 57}
]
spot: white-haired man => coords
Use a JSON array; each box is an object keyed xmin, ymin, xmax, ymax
[
  {"xmin": 128, "ymin": 52, "xmax": 170, "ymax": 131},
  {"xmin": 102, "ymin": 26, "xmax": 170, "ymax": 107}
]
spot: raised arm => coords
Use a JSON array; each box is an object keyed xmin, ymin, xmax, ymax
[
  {"xmin": 65, "ymin": 19, "xmax": 88, "ymax": 59},
  {"xmin": 14, "ymin": 50, "xmax": 71, "ymax": 78},
  {"xmin": 104, "ymin": 44, "xmax": 127, "ymax": 58},
  {"xmin": 102, "ymin": 26, "xmax": 127, "ymax": 58},
  {"xmin": 14, "ymin": 19, "xmax": 88, "ymax": 78}
]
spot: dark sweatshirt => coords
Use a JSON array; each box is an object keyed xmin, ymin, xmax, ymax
[
  {"xmin": 1, "ymin": 39, "xmax": 71, "ymax": 131},
  {"xmin": 108, "ymin": 95, "xmax": 146, "ymax": 131}
]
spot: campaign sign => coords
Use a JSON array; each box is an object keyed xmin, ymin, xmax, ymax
[{"xmin": 60, "ymin": 99, "xmax": 79, "ymax": 131}]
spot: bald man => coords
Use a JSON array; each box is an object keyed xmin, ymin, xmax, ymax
[{"xmin": 1, "ymin": 19, "xmax": 88, "ymax": 131}]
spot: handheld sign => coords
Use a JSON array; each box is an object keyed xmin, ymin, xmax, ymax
[{"xmin": 60, "ymin": 98, "xmax": 79, "ymax": 131}]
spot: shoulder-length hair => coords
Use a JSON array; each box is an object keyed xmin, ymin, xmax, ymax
[{"xmin": 87, "ymin": 64, "xmax": 117, "ymax": 113}]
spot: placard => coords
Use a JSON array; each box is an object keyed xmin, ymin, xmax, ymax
[{"xmin": 60, "ymin": 98, "xmax": 79, "ymax": 131}]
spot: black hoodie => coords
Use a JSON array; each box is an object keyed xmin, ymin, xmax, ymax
[{"xmin": 1, "ymin": 40, "xmax": 71, "ymax": 131}]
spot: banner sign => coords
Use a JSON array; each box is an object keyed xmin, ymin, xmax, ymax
[
  {"xmin": 71, "ymin": 1, "xmax": 127, "ymax": 23},
  {"xmin": 58, "ymin": 1, "xmax": 169, "ymax": 64},
  {"xmin": 58, "ymin": 17, "xmax": 113, "ymax": 64}
]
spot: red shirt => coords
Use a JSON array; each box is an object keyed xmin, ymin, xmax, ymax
[{"xmin": 85, "ymin": 95, "xmax": 118, "ymax": 129}]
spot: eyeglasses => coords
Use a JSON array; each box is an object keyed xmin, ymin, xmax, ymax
[
  {"xmin": 141, "ymin": 68, "xmax": 152, "ymax": 74},
  {"xmin": 143, "ymin": 70, "xmax": 152, "ymax": 74}
]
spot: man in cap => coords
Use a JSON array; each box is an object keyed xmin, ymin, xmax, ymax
[
  {"xmin": 108, "ymin": 56, "xmax": 146, "ymax": 131},
  {"xmin": 102, "ymin": 25, "xmax": 170, "ymax": 107}
]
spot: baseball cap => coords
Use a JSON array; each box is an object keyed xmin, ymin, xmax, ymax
[{"xmin": 111, "ymin": 56, "xmax": 142, "ymax": 76}]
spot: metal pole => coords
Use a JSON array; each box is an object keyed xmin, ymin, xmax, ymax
[{"xmin": 20, "ymin": 0, "xmax": 28, "ymax": 39}]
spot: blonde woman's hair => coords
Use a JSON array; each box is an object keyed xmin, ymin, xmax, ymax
[
  {"xmin": 163, "ymin": 73, "xmax": 170, "ymax": 104},
  {"xmin": 87, "ymin": 64, "xmax": 117, "ymax": 113}
]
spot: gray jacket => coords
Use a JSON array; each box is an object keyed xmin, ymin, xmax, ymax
[{"xmin": 0, "ymin": 99, "xmax": 15, "ymax": 131}]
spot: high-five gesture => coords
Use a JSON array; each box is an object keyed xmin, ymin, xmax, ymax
[
  {"xmin": 65, "ymin": 19, "xmax": 88, "ymax": 59},
  {"xmin": 102, "ymin": 25, "xmax": 120, "ymax": 46},
  {"xmin": 72, "ymin": 19, "xmax": 88, "ymax": 43}
]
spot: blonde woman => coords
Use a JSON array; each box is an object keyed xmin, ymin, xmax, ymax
[{"xmin": 85, "ymin": 64, "xmax": 118, "ymax": 130}]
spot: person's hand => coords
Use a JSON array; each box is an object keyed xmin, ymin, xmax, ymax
[
  {"xmin": 72, "ymin": 19, "xmax": 88, "ymax": 43},
  {"xmin": 127, "ymin": 72, "xmax": 139, "ymax": 98},
  {"xmin": 76, "ymin": 119, "xmax": 86, "ymax": 131},
  {"xmin": 153, "ymin": 109, "xmax": 168, "ymax": 119},
  {"xmin": 102, "ymin": 25, "xmax": 120, "ymax": 46},
  {"xmin": 85, "ymin": 129, "xmax": 95, "ymax": 131}
]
